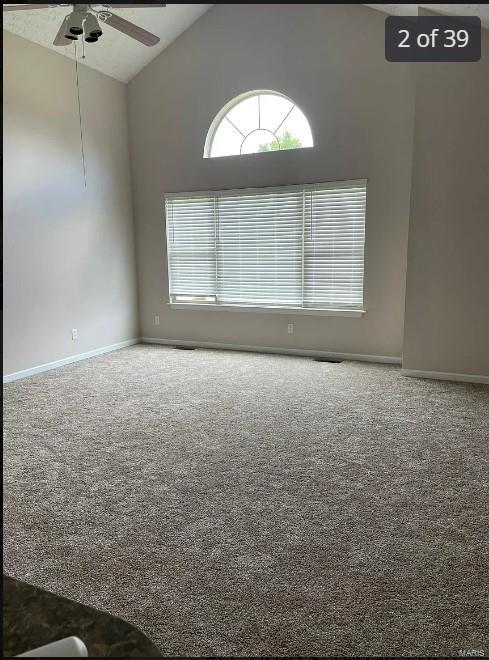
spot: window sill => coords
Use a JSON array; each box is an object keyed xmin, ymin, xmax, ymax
[{"xmin": 168, "ymin": 303, "xmax": 366, "ymax": 318}]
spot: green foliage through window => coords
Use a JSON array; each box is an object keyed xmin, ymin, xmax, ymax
[{"xmin": 258, "ymin": 132, "xmax": 303, "ymax": 152}]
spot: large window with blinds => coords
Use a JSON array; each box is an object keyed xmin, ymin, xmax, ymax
[{"xmin": 165, "ymin": 180, "xmax": 366, "ymax": 314}]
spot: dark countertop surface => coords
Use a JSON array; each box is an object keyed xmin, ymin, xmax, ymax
[{"xmin": 3, "ymin": 575, "xmax": 161, "ymax": 658}]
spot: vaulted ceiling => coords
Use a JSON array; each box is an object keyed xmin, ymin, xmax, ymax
[
  {"xmin": 3, "ymin": 4, "xmax": 488, "ymax": 84},
  {"xmin": 3, "ymin": 4, "xmax": 212, "ymax": 83},
  {"xmin": 365, "ymin": 3, "xmax": 489, "ymax": 27}
]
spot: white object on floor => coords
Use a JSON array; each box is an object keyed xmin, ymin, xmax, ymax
[{"xmin": 17, "ymin": 636, "xmax": 88, "ymax": 657}]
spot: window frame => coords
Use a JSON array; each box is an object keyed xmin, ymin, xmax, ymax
[
  {"xmin": 165, "ymin": 179, "xmax": 367, "ymax": 318},
  {"xmin": 203, "ymin": 89, "xmax": 314, "ymax": 159}
]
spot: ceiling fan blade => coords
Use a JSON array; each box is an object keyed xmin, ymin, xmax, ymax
[
  {"xmin": 101, "ymin": 12, "xmax": 160, "ymax": 46},
  {"xmin": 3, "ymin": 4, "xmax": 61, "ymax": 10},
  {"xmin": 53, "ymin": 16, "xmax": 72, "ymax": 47},
  {"xmin": 101, "ymin": 4, "xmax": 166, "ymax": 7}
]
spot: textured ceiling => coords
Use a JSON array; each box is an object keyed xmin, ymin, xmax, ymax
[
  {"xmin": 3, "ymin": 4, "xmax": 212, "ymax": 83},
  {"xmin": 3, "ymin": 4, "xmax": 488, "ymax": 84},
  {"xmin": 364, "ymin": 4, "xmax": 489, "ymax": 28}
]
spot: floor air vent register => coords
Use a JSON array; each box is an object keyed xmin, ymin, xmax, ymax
[{"xmin": 314, "ymin": 358, "xmax": 343, "ymax": 363}]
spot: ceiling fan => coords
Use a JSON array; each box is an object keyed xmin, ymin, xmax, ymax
[{"xmin": 3, "ymin": 4, "xmax": 166, "ymax": 47}]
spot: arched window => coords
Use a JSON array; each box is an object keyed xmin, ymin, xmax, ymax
[{"xmin": 204, "ymin": 90, "xmax": 313, "ymax": 158}]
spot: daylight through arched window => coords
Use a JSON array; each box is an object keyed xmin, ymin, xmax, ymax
[{"xmin": 204, "ymin": 91, "xmax": 313, "ymax": 158}]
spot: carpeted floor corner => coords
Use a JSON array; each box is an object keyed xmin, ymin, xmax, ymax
[{"xmin": 3, "ymin": 345, "xmax": 489, "ymax": 657}]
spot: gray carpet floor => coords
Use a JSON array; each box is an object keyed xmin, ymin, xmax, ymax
[{"xmin": 3, "ymin": 345, "xmax": 489, "ymax": 657}]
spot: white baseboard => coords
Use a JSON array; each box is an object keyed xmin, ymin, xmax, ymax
[
  {"xmin": 5, "ymin": 336, "xmax": 486, "ymax": 385},
  {"xmin": 401, "ymin": 369, "xmax": 489, "ymax": 385},
  {"xmin": 3, "ymin": 338, "xmax": 140, "ymax": 384},
  {"xmin": 141, "ymin": 337, "xmax": 402, "ymax": 365}
]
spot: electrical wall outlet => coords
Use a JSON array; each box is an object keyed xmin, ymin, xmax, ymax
[
  {"xmin": 71, "ymin": 329, "xmax": 78, "ymax": 341},
  {"xmin": 287, "ymin": 323, "xmax": 294, "ymax": 334},
  {"xmin": 154, "ymin": 315, "xmax": 160, "ymax": 325}
]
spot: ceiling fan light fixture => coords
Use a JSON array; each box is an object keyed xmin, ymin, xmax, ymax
[
  {"xmin": 84, "ymin": 13, "xmax": 102, "ymax": 39},
  {"xmin": 4, "ymin": 3, "xmax": 163, "ymax": 49},
  {"xmin": 65, "ymin": 11, "xmax": 84, "ymax": 36}
]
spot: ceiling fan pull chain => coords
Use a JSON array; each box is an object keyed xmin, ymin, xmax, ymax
[{"xmin": 74, "ymin": 42, "xmax": 87, "ymax": 189}]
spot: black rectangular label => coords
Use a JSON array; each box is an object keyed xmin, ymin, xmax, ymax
[{"xmin": 385, "ymin": 16, "xmax": 481, "ymax": 62}]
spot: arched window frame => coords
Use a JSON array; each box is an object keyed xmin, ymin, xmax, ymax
[{"xmin": 203, "ymin": 89, "xmax": 314, "ymax": 158}]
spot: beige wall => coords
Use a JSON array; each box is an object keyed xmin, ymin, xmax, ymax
[
  {"xmin": 7, "ymin": 6, "xmax": 485, "ymax": 378},
  {"xmin": 403, "ymin": 20, "xmax": 489, "ymax": 377},
  {"xmin": 127, "ymin": 4, "xmax": 415, "ymax": 359},
  {"xmin": 3, "ymin": 31, "xmax": 139, "ymax": 376}
]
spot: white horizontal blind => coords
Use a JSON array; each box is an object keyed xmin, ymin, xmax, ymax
[
  {"xmin": 304, "ymin": 183, "xmax": 366, "ymax": 308},
  {"xmin": 217, "ymin": 190, "xmax": 303, "ymax": 306},
  {"xmin": 166, "ymin": 180, "xmax": 366, "ymax": 310},
  {"xmin": 166, "ymin": 196, "xmax": 216, "ymax": 300}
]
